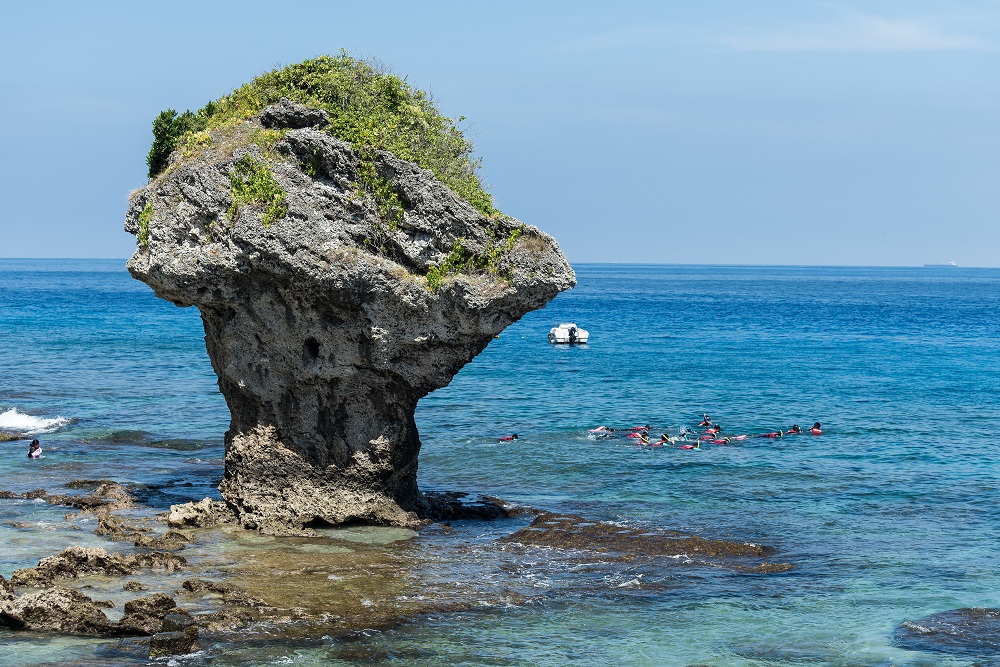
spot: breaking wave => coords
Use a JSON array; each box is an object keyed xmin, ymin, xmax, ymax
[{"xmin": 0, "ymin": 408, "xmax": 73, "ymax": 434}]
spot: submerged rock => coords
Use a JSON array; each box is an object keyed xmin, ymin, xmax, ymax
[
  {"xmin": 149, "ymin": 629, "xmax": 198, "ymax": 658},
  {"xmin": 182, "ymin": 578, "xmax": 268, "ymax": 607},
  {"xmin": 0, "ymin": 482, "xmax": 137, "ymax": 512},
  {"xmin": 895, "ymin": 607, "xmax": 1000, "ymax": 658},
  {"xmin": 502, "ymin": 512, "xmax": 790, "ymax": 571},
  {"xmin": 126, "ymin": 99, "xmax": 574, "ymax": 533}
]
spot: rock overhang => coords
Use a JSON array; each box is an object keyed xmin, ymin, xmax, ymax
[{"xmin": 126, "ymin": 96, "xmax": 574, "ymax": 534}]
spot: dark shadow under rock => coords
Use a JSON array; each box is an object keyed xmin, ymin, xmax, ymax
[
  {"xmin": 895, "ymin": 607, "xmax": 1000, "ymax": 659},
  {"xmin": 417, "ymin": 492, "xmax": 521, "ymax": 522},
  {"xmin": 501, "ymin": 512, "xmax": 791, "ymax": 572}
]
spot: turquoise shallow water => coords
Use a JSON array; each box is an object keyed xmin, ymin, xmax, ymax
[{"xmin": 1, "ymin": 260, "xmax": 999, "ymax": 666}]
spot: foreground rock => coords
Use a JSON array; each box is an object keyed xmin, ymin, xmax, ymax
[
  {"xmin": 116, "ymin": 593, "xmax": 182, "ymax": 635},
  {"xmin": 11, "ymin": 546, "xmax": 186, "ymax": 587},
  {"xmin": 0, "ymin": 587, "xmax": 112, "ymax": 635},
  {"xmin": 126, "ymin": 100, "xmax": 574, "ymax": 534}
]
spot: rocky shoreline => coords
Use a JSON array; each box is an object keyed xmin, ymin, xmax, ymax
[{"xmin": 0, "ymin": 481, "xmax": 793, "ymax": 660}]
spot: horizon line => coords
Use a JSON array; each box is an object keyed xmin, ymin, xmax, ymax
[{"xmin": 0, "ymin": 258, "xmax": 993, "ymax": 270}]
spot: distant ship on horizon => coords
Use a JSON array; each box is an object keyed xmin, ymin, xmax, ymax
[{"xmin": 923, "ymin": 261, "xmax": 958, "ymax": 268}]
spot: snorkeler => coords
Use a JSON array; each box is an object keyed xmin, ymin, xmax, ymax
[
  {"xmin": 787, "ymin": 424, "xmax": 801, "ymax": 434},
  {"xmin": 498, "ymin": 433, "xmax": 518, "ymax": 442}
]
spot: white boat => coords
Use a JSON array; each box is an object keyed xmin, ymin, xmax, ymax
[{"xmin": 548, "ymin": 322, "xmax": 589, "ymax": 344}]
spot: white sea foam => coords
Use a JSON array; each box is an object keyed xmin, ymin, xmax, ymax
[{"xmin": 0, "ymin": 408, "xmax": 72, "ymax": 434}]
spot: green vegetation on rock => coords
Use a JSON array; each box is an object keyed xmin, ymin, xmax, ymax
[
  {"xmin": 146, "ymin": 52, "xmax": 496, "ymax": 217},
  {"xmin": 227, "ymin": 155, "xmax": 288, "ymax": 227},
  {"xmin": 137, "ymin": 201, "xmax": 153, "ymax": 249},
  {"xmin": 425, "ymin": 225, "xmax": 523, "ymax": 290},
  {"xmin": 147, "ymin": 110, "xmax": 207, "ymax": 179}
]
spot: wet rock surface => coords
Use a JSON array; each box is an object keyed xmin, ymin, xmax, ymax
[
  {"xmin": 115, "ymin": 593, "xmax": 182, "ymax": 635},
  {"xmin": 502, "ymin": 512, "xmax": 792, "ymax": 572},
  {"xmin": 125, "ymin": 100, "xmax": 575, "ymax": 533},
  {"xmin": 182, "ymin": 579, "xmax": 268, "ymax": 607},
  {"xmin": 149, "ymin": 628, "xmax": 198, "ymax": 658},
  {"xmin": 895, "ymin": 607, "xmax": 1000, "ymax": 659},
  {"xmin": 10, "ymin": 546, "xmax": 186, "ymax": 587},
  {"xmin": 0, "ymin": 481, "xmax": 137, "ymax": 512}
]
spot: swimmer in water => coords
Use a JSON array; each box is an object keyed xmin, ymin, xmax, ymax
[
  {"xmin": 498, "ymin": 433, "xmax": 518, "ymax": 442},
  {"xmin": 28, "ymin": 440, "xmax": 42, "ymax": 459},
  {"xmin": 699, "ymin": 414, "xmax": 712, "ymax": 427},
  {"xmin": 810, "ymin": 422, "xmax": 823, "ymax": 435},
  {"xmin": 787, "ymin": 424, "xmax": 801, "ymax": 434}
]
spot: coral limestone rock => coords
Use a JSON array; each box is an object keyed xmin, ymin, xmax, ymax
[
  {"xmin": 0, "ymin": 587, "xmax": 113, "ymax": 635},
  {"xmin": 126, "ymin": 97, "xmax": 574, "ymax": 534}
]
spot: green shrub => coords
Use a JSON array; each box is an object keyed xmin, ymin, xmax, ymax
[
  {"xmin": 227, "ymin": 155, "xmax": 288, "ymax": 227},
  {"xmin": 146, "ymin": 110, "xmax": 208, "ymax": 178},
  {"xmin": 147, "ymin": 52, "xmax": 497, "ymax": 217}
]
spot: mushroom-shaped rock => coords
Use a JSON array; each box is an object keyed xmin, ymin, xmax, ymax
[{"xmin": 126, "ymin": 98, "xmax": 574, "ymax": 534}]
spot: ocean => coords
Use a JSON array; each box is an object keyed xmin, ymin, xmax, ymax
[{"xmin": 0, "ymin": 259, "xmax": 998, "ymax": 666}]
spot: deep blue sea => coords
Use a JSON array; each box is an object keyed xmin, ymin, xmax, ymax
[{"xmin": 1, "ymin": 259, "xmax": 999, "ymax": 666}]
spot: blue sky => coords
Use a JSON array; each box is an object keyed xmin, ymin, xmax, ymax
[{"xmin": 1, "ymin": 1, "xmax": 997, "ymax": 266}]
